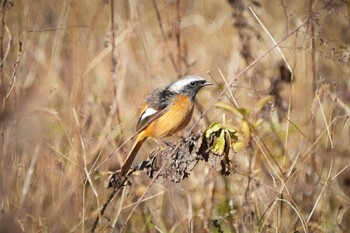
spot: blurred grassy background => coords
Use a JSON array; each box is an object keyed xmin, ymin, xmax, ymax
[{"xmin": 0, "ymin": 0, "xmax": 349, "ymax": 232}]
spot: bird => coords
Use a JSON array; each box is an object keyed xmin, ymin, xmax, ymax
[{"xmin": 119, "ymin": 75, "xmax": 212, "ymax": 176}]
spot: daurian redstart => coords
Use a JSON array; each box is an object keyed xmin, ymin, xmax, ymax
[{"xmin": 119, "ymin": 75, "xmax": 212, "ymax": 176}]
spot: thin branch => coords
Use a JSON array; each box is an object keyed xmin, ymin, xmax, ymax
[
  {"xmin": 19, "ymin": 145, "xmax": 40, "ymax": 209},
  {"xmin": 306, "ymin": 156, "xmax": 333, "ymax": 223},
  {"xmin": 110, "ymin": 0, "xmax": 122, "ymax": 125},
  {"xmin": 2, "ymin": 0, "xmax": 34, "ymax": 109},
  {"xmin": 191, "ymin": 14, "xmax": 310, "ymax": 133},
  {"xmin": 280, "ymin": 0, "xmax": 289, "ymax": 34},
  {"xmin": 90, "ymin": 181, "xmax": 124, "ymax": 233},
  {"xmin": 121, "ymin": 163, "xmax": 166, "ymax": 231},
  {"xmin": 0, "ymin": 0, "xmax": 6, "ymax": 101},
  {"xmin": 276, "ymin": 198, "xmax": 307, "ymax": 232},
  {"xmin": 317, "ymin": 95, "xmax": 334, "ymax": 148},
  {"xmin": 310, "ymin": 0, "xmax": 318, "ymax": 171},
  {"xmin": 0, "ymin": 24, "xmax": 10, "ymax": 67},
  {"xmin": 27, "ymin": 25, "xmax": 89, "ymax": 32},
  {"xmin": 175, "ymin": 0, "xmax": 181, "ymax": 77},
  {"xmin": 151, "ymin": 0, "xmax": 178, "ymax": 74},
  {"xmin": 3, "ymin": 33, "xmax": 22, "ymax": 103},
  {"xmin": 72, "ymin": 107, "xmax": 100, "ymax": 233},
  {"xmin": 248, "ymin": 6, "xmax": 292, "ymax": 73},
  {"xmin": 218, "ymin": 68, "xmax": 239, "ymax": 108}
]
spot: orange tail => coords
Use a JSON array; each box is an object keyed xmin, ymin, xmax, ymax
[{"xmin": 120, "ymin": 134, "xmax": 148, "ymax": 176}]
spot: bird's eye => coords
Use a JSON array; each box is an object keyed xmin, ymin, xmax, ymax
[{"xmin": 189, "ymin": 81, "xmax": 196, "ymax": 87}]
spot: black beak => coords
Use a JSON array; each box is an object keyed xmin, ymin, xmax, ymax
[{"xmin": 203, "ymin": 80, "xmax": 213, "ymax": 86}]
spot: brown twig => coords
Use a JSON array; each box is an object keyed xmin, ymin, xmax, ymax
[
  {"xmin": 0, "ymin": 0, "xmax": 6, "ymax": 104},
  {"xmin": 90, "ymin": 172, "xmax": 131, "ymax": 233},
  {"xmin": 120, "ymin": 163, "xmax": 167, "ymax": 232},
  {"xmin": 309, "ymin": 0, "xmax": 317, "ymax": 172},
  {"xmin": 92, "ymin": 141, "xmax": 182, "ymax": 232},
  {"xmin": 175, "ymin": 0, "xmax": 181, "ymax": 77},
  {"xmin": 281, "ymin": 0, "xmax": 289, "ymax": 34},
  {"xmin": 191, "ymin": 16, "xmax": 311, "ymax": 133},
  {"xmin": 110, "ymin": 0, "xmax": 122, "ymax": 126},
  {"xmin": 2, "ymin": 0, "xmax": 33, "ymax": 110},
  {"xmin": 27, "ymin": 25, "xmax": 89, "ymax": 32},
  {"xmin": 151, "ymin": 0, "xmax": 178, "ymax": 74}
]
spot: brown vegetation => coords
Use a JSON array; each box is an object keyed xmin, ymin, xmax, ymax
[{"xmin": 0, "ymin": 0, "xmax": 349, "ymax": 232}]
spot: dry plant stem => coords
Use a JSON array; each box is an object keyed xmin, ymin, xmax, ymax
[
  {"xmin": 90, "ymin": 174, "xmax": 129, "ymax": 233},
  {"xmin": 90, "ymin": 129, "xmax": 134, "ymax": 172},
  {"xmin": 317, "ymin": 95, "xmax": 334, "ymax": 148},
  {"xmin": 276, "ymin": 198, "xmax": 307, "ymax": 233},
  {"xmin": 328, "ymin": 90, "xmax": 350, "ymax": 115},
  {"xmin": 310, "ymin": 0, "xmax": 318, "ymax": 172},
  {"xmin": 110, "ymin": 0, "xmax": 122, "ymax": 127},
  {"xmin": 281, "ymin": 0, "xmax": 289, "ymax": 34},
  {"xmin": 176, "ymin": 0, "xmax": 181, "ymax": 77},
  {"xmin": 286, "ymin": 121, "xmax": 336, "ymax": 183},
  {"xmin": 0, "ymin": 0, "xmax": 5, "ymax": 167},
  {"xmin": 284, "ymin": 72, "xmax": 295, "ymax": 169},
  {"xmin": 252, "ymin": 127, "xmax": 283, "ymax": 175},
  {"xmin": 348, "ymin": 0, "xmax": 350, "ymax": 29},
  {"xmin": 248, "ymin": 5, "xmax": 294, "ymax": 171},
  {"xmin": 248, "ymin": 6, "xmax": 292, "ymax": 72},
  {"xmin": 244, "ymin": 141, "xmax": 253, "ymax": 202},
  {"xmin": 0, "ymin": 0, "xmax": 5, "ymax": 101},
  {"xmin": 111, "ymin": 187, "xmax": 128, "ymax": 228},
  {"xmin": 3, "ymin": 33, "xmax": 21, "ymax": 103},
  {"xmin": 307, "ymin": 156, "xmax": 333, "ymax": 223},
  {"xmin": 92, "ymin": 141, "xmax": 180, "ymax": 232},
  {"xmin": 288, "ymin": 117, "xmax": 337, "ymax": 180},
  {"xmin": 121, "ymin": 163, "xmax": 167, "ymax": 232},
  {"xmin": 192, "ymin": 35, "xmax": 289, "ymax": 135},
  {"xmin": 332, "ymin": 159, "xmax": 350, "ymax": 181},
  {"xmin": 88, "ymin": 58, "xmax": 118, "ymax": 157},
  {"xmin": 195, "ymin": 14, "xmax": 312, "ymax": 131},
  {"xmin": 18, "ymin": 145, "xmax": 40, "ymax": 210},
  {"xmin": 254, "ymin": 129, "xmax": 309, "ymax": 230},
  {"xmin": 218, "ymin": 68, "xmax": 239, "ymax": 108},
  {"xmin": 27, "ymin": 25, "xmax": 89, "ymax": 33},
  {"xmin": 207, "ymin": 70, "xmax": 238, "ymax": 110},
  {"xmin": 0, "ymin": 25, "xmax": 10, "ymax": 71},
  {"xmin": 120, "ymin": 190, "xmax": 165, "ymax": 210},
  {"xmin": 329, "ymin": 116, "xmax": 350, "ymax": 180},
  {"xmin": 240, "ymin": 4, "xmax": 333, "ymax": 229},
  {"xmin": 86, "ymin": 0, "xmax": 122, "ymax": 162},
  {"xmin": 3, "ymin": 0, "xmax": 33, "ymax": 109},
  {"xmin": 151, "ymin": 0, "xmax": 179, "ymax": 74},
  {"xmin": 73, "ymin": 108, "xmax": 100, "ymax": 233}
]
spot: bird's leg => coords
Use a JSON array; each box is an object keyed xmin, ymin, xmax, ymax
[
  {"xmin": 151, "ymin": 138, "xmax": 172, "ymax": 148},
  {"xmin": 161, "ymin": 138, "xmax": 175, "ymax": 148},
  {"xmin": 151, "ymin": 138, "xmax": 176, "ymax": 148}
]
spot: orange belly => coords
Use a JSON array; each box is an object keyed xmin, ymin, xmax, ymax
[{"xmin": 140, "ymin": 95, "xmax": 194, "ymax": 139}]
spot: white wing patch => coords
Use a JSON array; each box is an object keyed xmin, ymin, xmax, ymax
[
  {"xmin": 140, "ymin": 107, "xmax": 158, "ymax": 121},
  {"xmin": 168, "ymin": 75, "xmax": 204, "ymax": 93}
]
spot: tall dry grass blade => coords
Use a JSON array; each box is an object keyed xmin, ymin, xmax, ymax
[
  {"xmin": 248, "ymin": 5, "xmax": 295, "ymax": 171},
  {"xmin": 307, "ymin": 156, "xmax": 333, "ymax": 223},
  {"xmin": 276, "ymin": 198, "xmax": 307, "ymax": 232},
  {"xmin": 19, "ymin": 145, "xmax": 40, "ymax": 209},
  {"xmin": 317, "ymin": 95, "xmax": 334, "ymax": 148},
  {"xmin": 218, "ymin": 68, "xmax": 239, "ymax": 108}
]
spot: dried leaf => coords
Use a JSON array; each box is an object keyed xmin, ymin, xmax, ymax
[{"xmin": 211, "ymin": 129, "xmax": 226, "ymax": 155}]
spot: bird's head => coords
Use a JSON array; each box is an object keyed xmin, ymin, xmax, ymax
[{"xmin": 167, "ymin": 75, "xmax": 212, "ymax": 101}]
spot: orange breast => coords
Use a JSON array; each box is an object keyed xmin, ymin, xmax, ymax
[{"xmin": 140, "ymin": 95, "xmax": 194, "ymax": 139}]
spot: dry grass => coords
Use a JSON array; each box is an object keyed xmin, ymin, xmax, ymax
[{"xmin": 0, "ymin": 0, "xmax": 349, "ymax": 232}]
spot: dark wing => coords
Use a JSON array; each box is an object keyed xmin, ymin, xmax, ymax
[{"xmin": 135, "ymin": 88, "xmax": 176, "ymax": 132}]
